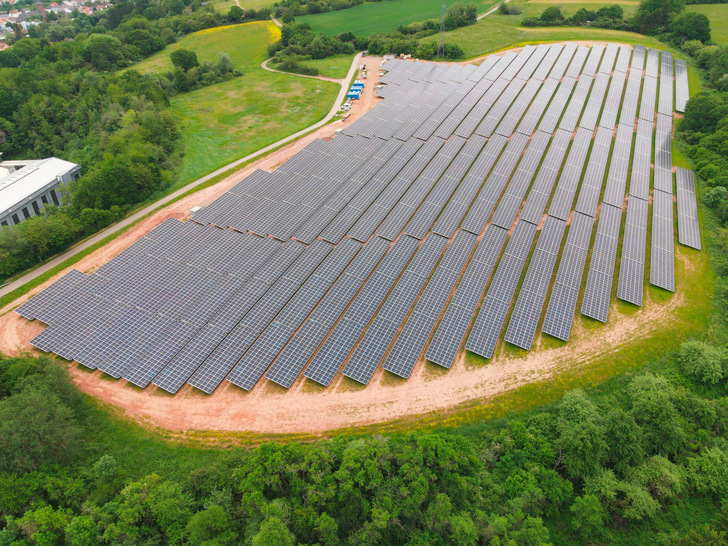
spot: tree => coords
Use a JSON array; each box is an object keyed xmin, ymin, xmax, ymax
[
  {"xmin": 216, "ymin": 51, "xmax": 235, "ymax": 74},
  {"xmin": 170, "ymin": 48, "xmax": 199, "ymax": 71},
  {"xmin": 186, "ymin": 505, "xmax": 237, "ymax": 545},
  {"xmin": 17, "ymin": 506, "xmax": 72, "ymax": 545},
  {"xmin": 174, "ymin": 68, "xmax": 190, "ymax": 92},
  {"xmin": 670, "ymin": 12, "xmax": 710, "ymax": 44},
  {"xmin": 676, "ymin": 341, "xmax": 726, "ymax": 384},
  {"xmin": 82, "ymin": 34, "xmax": 125, "ymax": 70},
  {"xmin": 65, "ymin": 516, "xmax": 102, "ymax": 546},
  {"xmin": 557, "ymin": 390, "xmax": 607, "ymax": 480},
  {"xmin": 605, "ymin": 409, "xmax": 646, "ymax": 474},
  {"xmin": 627, "ymin": 373, "xmax": 686, "ymax": 456},
  {"xmin": 0, "ymin": 380, "xmax": 82, "ymax": 474},
  {"xmin": 570, "ymin": 495, "xmax": 606, "ymax": 541},
  {"xmin": 681, "ymin": 91, "xmax": 728, "ymax": 134},
  {"xmin": 632, "ymin": 0, "xmax": 685, "ymax": 35},
  {"xmin": 252, "ymin": 517, "xmax": 295, "ymax": 546},
  {"xmin": 227, "ymin": 5, "xmax": 244, "ymax": 22},
  {"xmin": 540, "ymin": 6, "xmax": 563, "ymax": 22}
]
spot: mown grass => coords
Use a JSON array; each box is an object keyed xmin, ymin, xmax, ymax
[
  {"xmin": 687, "ymin": 3, "xmax": 728, "ymax": 45},
  {"xmin": 301, "ymin": 53, "xmax": 356, "ymax": 79},
  {"xmin": 212, "ymin": 0, "xmax": 273, "ymax": 14},
  {"xmin": 298, "ymin": 0, "xmax": 500, "ymax": 36},
  {"xmin": 129, "ymin": 21, "xmax": 278, "ymax": 74}
]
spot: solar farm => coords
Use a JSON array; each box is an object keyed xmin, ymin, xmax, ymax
[{"xmin": 16, "ymin": 43, "xmax": 702, "ymax": 397}]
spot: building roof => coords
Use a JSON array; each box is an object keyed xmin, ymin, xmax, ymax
[{"xmin": 0, "ymin": 157, "xmax": 78, "ymax": 216}]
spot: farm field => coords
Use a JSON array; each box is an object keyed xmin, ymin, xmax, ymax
[
  {"xmin": 125, "ymin": 21, "xmax": 340, "ymax": 188},
  {"xmin": 298, "ymin": 0, "xmax": 501, "ymax": 36},
  {"xmin": 687, "ymin": 3, "xmax": 728, "ymax": 45}
]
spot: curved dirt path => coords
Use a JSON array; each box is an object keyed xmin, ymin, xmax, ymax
[
  {"xmin": 0, "ymin": 52, "xmax": 363, "ymax": 301},
  {"xmin": 261, "ymin": 57, "xmax": 345, "ymax": 84}
]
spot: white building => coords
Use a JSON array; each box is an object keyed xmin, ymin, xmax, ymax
[{"xmin": 0, "ymin": 157, "xmax": 80, "ymax": 227}]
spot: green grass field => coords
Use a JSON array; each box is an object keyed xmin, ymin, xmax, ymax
[
  {"xmin": 170, "ymin": 71, "xmax": 338, "ymax": 187},
  {"xmin": 125, "ymin": 21, "xmax": 340, "ymax": 189},
  {"xmin": 300, "ymin": 53, "xmax": 356, "ymax": 79},
  {"xmin": 687, "ymin": 3, "xmax": 728, "ymax": 45},
  {"xmin": 429, "ymin": 1, "xmax": 683, "ymax": 60},
  {"xmin": 211, "ymin": 0, "xmax": 273, "ymax": 14},
  {"xmin": 130, "ymin": 21, "xmax": 279, "ymax": 74},
  {"xmin": 298, "ymin": 0, "xmax": 501, "ymax": 36}
]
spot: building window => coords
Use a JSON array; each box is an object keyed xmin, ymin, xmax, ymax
[
  {"xmin": 74, "ymin": 173, "xmax": 80, "ymax": 181},
  {"xmin": 41, "ymin": 195, "xmax": 48, "ymax": 205},
  {"xmin": 22, "ymin": 207, "xmax": 30, "ymax": 220},
  {"xmin": 32, "ymin": 201, "xmax": 41, "ymax": 215},
  {"xmin": 12, "ymin": 214, "xmax": 19, "ymax": 224},
  {"xmin": 1, "ymin": 221, "xmax": 7, "ymax": 227},
  {"xmin": 50, "ymin": 189, "xmax": 60, "ymax": 206}
]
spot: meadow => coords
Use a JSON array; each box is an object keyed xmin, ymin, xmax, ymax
[
  {"xmin": 126, "ymin": 21, "xmax": 340, "ymax": 188},
  {"xmin": 171, "ymin": 72, "xmax": 337, "ymax": 186},
  {"xmin": 298, "ymin": 0, "xmax": 501, "ymax": 36},
  {"xmin": 427, "ymin": 0, "xmax": 679, "ymax": 60},
  {"xmin": 299, "ymin": 53, "xmax": 356, "ymax": 79},
  {"xmin": 129, "ymin": 21, "xmax": 279, "ymax": 74},
  {"xmin": 687, "ymin": 3, "xmax": 728, "ymax": 45}
]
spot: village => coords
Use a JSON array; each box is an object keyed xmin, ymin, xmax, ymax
[{"xmin": 0, "ymin": 0, "xmax": 111, "ymax": 48}]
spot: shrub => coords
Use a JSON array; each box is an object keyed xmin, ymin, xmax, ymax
[{"xmin": 677, "ymin": 340, "xmax": 726, "ymax": 384}]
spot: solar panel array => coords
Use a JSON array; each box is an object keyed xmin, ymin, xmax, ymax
[{"xmin": 17, "ymin": 44, "xmax": 703, "ymax": 395}]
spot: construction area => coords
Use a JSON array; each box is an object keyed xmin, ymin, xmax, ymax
[{"xmin": 9, "ymin": 44, "xmax": 702, "ymax": 426}]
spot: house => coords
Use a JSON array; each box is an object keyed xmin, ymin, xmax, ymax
[{"xmin": 0, "ymin": 158, "xmax": 81, "ymax": 227}]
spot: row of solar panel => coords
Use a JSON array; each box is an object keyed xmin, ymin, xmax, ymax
[{"xmin": 17, "ymin": 44, "xmax": 696, "ymax": 395}]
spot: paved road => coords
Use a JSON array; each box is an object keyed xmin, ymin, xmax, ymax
[{"xmin": 0, "ymin": 52, "xmax": 363, "ymax": 300}]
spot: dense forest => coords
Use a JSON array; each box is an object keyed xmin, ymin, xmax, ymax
[{"xmin": 2, "ymin": 337, "xmax": 728, "ymax": 544}]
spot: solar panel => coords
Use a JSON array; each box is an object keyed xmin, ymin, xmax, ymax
[
  {"xmin": 466, "ymin": 221, "xmax": 538, "ymax": 359},
  {"xmin": 675, "ymin": 167, "xmax": 702, "ymax": 250},
  {"xmin": 382, "ymin": 230, "xmax": 477, "ymax": 378},
  {"xmin": 504, "ymin": 217, "xmax": 566, "ymax": 350},
  {"xmin": 675, "ymin": 59, "xmax": 690, "ymax": 113}
]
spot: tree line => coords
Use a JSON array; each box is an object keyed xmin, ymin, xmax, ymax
[
  {"xmin": 2, "ymin": 335, "xmax": 728, "ymax": 544},
  {"xmin": 520, "ymin": 0, "xmax": 712, "ymax": 47}
]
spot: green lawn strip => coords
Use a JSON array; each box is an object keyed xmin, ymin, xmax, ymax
[
  {"xmin": 212, "ymin": 0, "xmax": 275, "ymax": 14},
  {"xmin": 301, "ymin": 53, "xmax": 356, "ymax": 79}
]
